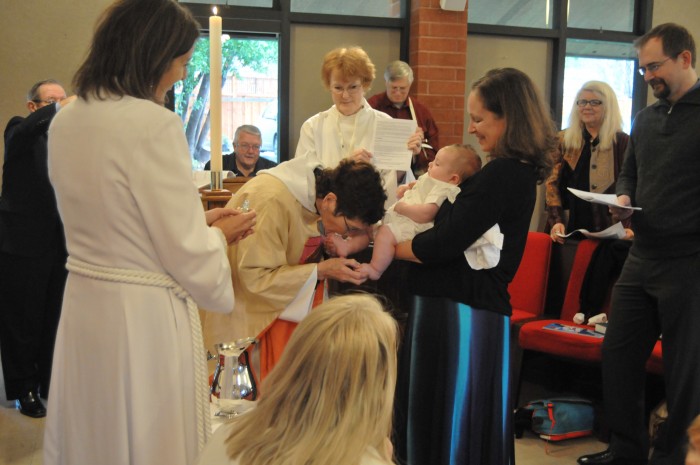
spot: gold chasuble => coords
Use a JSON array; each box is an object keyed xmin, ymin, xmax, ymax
[{"xmin": 202, "ymin": 156, "xmax": 325, "ymax": 384}]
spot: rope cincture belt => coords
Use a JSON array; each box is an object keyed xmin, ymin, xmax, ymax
[{"xmin": 66, "ymin": 256, "xmax": 212, "ymax": 452}]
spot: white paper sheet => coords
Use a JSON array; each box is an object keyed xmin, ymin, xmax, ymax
[
  {"xmin": 556, "ymin": 221, "xmax": 627, "ymax": 240},
  {"xmin": 567, "ymin": 187, "xmax": 642, "ymax": 210},
  {"xmin": 372, "ymin": 118, "xmax": 416, "ymax": 171}
]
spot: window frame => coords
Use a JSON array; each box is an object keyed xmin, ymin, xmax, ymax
[
  {"xmin": 178, "ymin": 0, "xmax": 411, "ymax": 162},
  {"xmin": 467, "ymin": 0, "xmax": 652, "ymax": 129}
]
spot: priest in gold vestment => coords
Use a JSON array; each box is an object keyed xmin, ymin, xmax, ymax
[{"xmin": 203, "ymin": 156, "xmax": 386, "ymax": 380}]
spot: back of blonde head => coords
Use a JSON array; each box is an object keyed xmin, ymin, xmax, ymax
[
  {"xmin": 563, "ymin": 80, "xmax": 623, "ymax": 152},
  {"xmin": 224, "ymin": 294, "xmax": 397, "ymax": 465}
]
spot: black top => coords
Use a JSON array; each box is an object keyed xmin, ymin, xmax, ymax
[
  {"xmin": 204, "ymin": 152, "xmax": 277, "ymax": 176},
  {"xmin": 562, "ymin": 129, "xmax": 597, "ymax": 231},
  {"xmin": 0, "ymin": 104, "xmax": 66, "ymax": 256},
  {"xmin": 617, "ymin": 81, "xmax": 700, "ymax": 259},
  {"xmin": 408, "ymin": 157, "xmax": 538, "ymax": 316}
]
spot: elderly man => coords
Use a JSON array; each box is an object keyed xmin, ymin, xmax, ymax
[
  {"xmin": 578, "ymin": 23, "xmax": 700, "ymax": 465},
  {"xmin": 204, "ymin": 124, "xmax": 277, "ymax": 176},
  {"xmin": 368, "ymin": 60, "xmax": 440, "ymax": 177},
  {"xmin": 0, "ymin": 80, "xmax": 75, "ymax": 418}
]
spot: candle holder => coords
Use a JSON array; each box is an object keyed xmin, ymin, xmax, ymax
[{"xmin": 210, "ymin": 170, "xmax": 223, "ymax": 190}]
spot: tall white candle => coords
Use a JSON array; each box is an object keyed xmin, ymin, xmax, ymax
[{"xmin": 209, "ymin": 8, "xmax": 223, "ymax": 173}]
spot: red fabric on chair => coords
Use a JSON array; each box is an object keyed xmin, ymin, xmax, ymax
[
  {"xmin": 518, "ymin": 239, "xmax": 610, "ymax": 363},
  {"xmin": 646, "ymin": 340, "xmax": 664, "ymax": 375},
  {"xmin": 509, "ymin": 232, "xmax": 552, "ymax": 324}
]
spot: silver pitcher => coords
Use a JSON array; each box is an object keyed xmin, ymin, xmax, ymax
[{"xmin": 211, "ymin": 337, "xmax": 258, "ymax": 408}]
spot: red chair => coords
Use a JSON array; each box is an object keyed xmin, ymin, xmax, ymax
[
  {"xmin": 509, "ymin": 232, "xmax": 552, "ymax": 325},
  {"xmin": 508, "ymin": 231, "xmax": 552, "ymax": 407},
  {"xmin": 518, "ymin": 239, "xmax": 608, "ymax": 363},
  {"xmin": 646, "ymin": 340, "xmax": 664, "ymax": 375}
]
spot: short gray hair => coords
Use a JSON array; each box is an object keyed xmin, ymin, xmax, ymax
[
  {"xmin": 27, "ymin": 79, "xmax": 61, "ymax": 102},
  {"xmin": 384, "ymin": 60, "xmax": 414, "ymax": 83},
  {"xmin": 234, "ymin": 124, "xmax": 262, "ymax": 144}
]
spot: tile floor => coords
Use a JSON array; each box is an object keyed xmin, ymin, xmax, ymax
[
  {"xmin": 0, "ymin": 384, "xmax": 607, "ymax": 465},
  {"xmin": 0, "ymin": 345, "xmax": 608, "ymax": 465}
]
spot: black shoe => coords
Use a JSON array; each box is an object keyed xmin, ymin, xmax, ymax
[
  {"xmin": 577, "ymin": 448, "xmax": 647, "ymax": 465},
  {"xmin": 15, "ymin": 390, "xmax": 46, "ymax": 418}
]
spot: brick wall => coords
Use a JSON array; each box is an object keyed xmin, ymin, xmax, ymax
[{"xmin": 409, "ymin": 0, "xmax": 467, "ymax": 147}]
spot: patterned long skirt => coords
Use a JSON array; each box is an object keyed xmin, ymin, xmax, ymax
[{"xmin": 394, "ymin": 295, "xmax": 514, "ymax": 465}]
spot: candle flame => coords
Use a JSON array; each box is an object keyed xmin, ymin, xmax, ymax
[{"xmin": 212, "ymin": 6, "xmax": 218, "ymax": 15}]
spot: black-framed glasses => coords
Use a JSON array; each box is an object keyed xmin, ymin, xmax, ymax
[
  {"xmin": 33, "ymin": 98, "xmax": 63, "ymax": 105},
  {"xmin": 341, "ymin": 216, "xmax": 364, "ymax": 239},
  {"xmin": 638, "ymin": 56, "xmax": 673, "ymax": 76},
  {"xmin": 235, "ymin": 143, "xmax": 261, "ymax": 151},
  {"xmin": 576, "ymin": 99, "xmax": 603, "ymax": 107}
]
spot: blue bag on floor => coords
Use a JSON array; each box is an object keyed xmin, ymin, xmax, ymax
[{"xmin": 516, "ymin": 397, "xmax": 594, "ymax": 441}]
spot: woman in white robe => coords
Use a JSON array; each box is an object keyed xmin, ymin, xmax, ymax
[
  {"xmin": 43, "ymin": 1, "xmax": 255, "ymax": 465},
  {"xmin": 295, "ymin": 46, "xmax": 424, "ymax": 207}
]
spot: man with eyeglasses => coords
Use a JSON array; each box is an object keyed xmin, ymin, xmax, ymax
[
  {"xmin": 204, "ymin": 124, "xmax": 276, "ymax": 177},
  {"xmin": 578, "ymin": 23, "xmax": 700, "ymax": 465},
  {"xmin": 0, "ymin": 79, "xmax": 75, "ymax": 418},
  {"xmin": 202, "ymin": 158, "xmax": 386, "ymax": 383}
]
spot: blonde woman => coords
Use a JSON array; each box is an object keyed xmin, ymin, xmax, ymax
[
  {"xmin": 545, "ymin": 81, "xmax": 631, "ymax": 243},
  {"xmin": 196, "ymin": 293, "xmax": 397, "ymax": 465}
]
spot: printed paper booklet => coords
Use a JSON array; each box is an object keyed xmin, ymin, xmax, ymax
[{"xmin": 543, "ymin": 323, "xmax": 604, "ymax": 338}]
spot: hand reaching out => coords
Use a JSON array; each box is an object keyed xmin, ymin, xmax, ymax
[
  {"xmin": 317, "ymin": 257, "xmax": 369, "ymax": 285},
  {"xmin": 210, "ymin": 209, "xmax": 257, "ymax": 244}
]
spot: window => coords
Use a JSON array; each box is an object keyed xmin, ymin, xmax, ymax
[
  {"xmin": 468, "ymin": 0, "xmax": 554, "ymax": 29},
  {"xmin": 468, "ymin": 0, "xmax": 650, "ymax": 130},
  {"xmin": 290, "ymin": 0, "xmax": 403, "ymax": 18},
  {"xmin": 185, "ymin": 0, "xmax": 273, "ymax": 7},
  {"xmin": 567, "ymin": 0, "xmax": 635, "ymax": 32},
  {"xmin": 173, "ymin": 35, "xmax": 279, "ymax": 170}
]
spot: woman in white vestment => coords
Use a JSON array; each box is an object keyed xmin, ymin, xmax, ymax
[
  {"xmin": 43, "ymin": 1, "xmax": 256, "ymax": 464},
  {"xmin": 196, "ymin": 294, "xmax": 398, "ymax": 465},
  {"xmin": 295, "ymin": 46, "xmax": 424, "ymax": 207}
]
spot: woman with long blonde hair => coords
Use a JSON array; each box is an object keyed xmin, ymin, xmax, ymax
[
  {"xmin": 545, "ymin": 80, "xmax": 631, "ymax": 242},
  {"xmin": 196, "ymin": 293, "xmax": 398, "ymax": 465}
]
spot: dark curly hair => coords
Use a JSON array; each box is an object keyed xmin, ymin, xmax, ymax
[{"xmin": 315, "ymin": 159, "xmax": 386, "ymax": 225}]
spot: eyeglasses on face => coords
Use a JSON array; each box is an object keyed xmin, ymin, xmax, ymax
[
  {"xmin": 340, "ymin": 215, "xmax": 366, "ymax": 240},
  {"xmin": 638, "ymin": 56, "xmax": 673, "ymax": 76},
  {"xmin": 576, "ymin": 99, "xmax": 603, "ymax": 107},
  {"xmin": 330, "ymin": 82, "xmax": 363, "ymax": 96},
  {"xmin": 236, "ymin": 143, "xmax": 261, "ymax": 151},
  {"xmin": 33, "ymin": 98, "xmax": 63, "ymax": 105}
]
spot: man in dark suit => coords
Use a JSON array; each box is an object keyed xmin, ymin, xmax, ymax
[
  {"xmin": 0, "ymin": 79, "xmax": 74, "ymax": 418},
  {"xmin": 204, "ymin": 124, "xmax": 277, "ymax": 176}
]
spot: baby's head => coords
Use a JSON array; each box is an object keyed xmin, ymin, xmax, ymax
[{"xmin": 428, "ymin": 144, "xmax": 482, "ymax": 185}]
